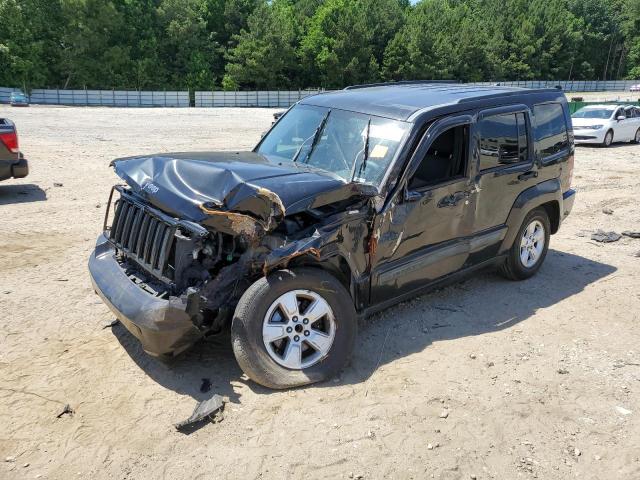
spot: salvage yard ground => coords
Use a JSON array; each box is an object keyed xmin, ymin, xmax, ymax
[{"xmin": 1, "ymin": 105, "xmax": 639, "ymax": 479}]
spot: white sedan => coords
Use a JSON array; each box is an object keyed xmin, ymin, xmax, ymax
[{"xmin": 572, "ymin": 104, "xmax": 640, "ymax": 146}]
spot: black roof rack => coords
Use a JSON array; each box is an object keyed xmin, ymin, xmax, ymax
[{"xmin": 344, "ymin": 80, "xmax": 459, "ymax": 90}]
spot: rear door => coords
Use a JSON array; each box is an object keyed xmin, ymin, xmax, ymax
[{"xmin": 470, "ymin": 106, "xmax": 534, "ymax": 260}]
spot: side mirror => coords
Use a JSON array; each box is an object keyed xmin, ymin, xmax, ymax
[
  {"xmin": 617, "ymin": 115, "xmax": 626, "ymax": 121},
  {"xmin": 403, "ymin": 188, "xmax": 423, "ymax": 203}
]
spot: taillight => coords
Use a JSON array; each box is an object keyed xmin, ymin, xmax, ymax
[
  {"xmin": 562, "ymin": 154, "xmax": 574, "ymax": 192},
  {"xmin": 0, "ymin": 130, "xmax": 19, "ymax": 153}
]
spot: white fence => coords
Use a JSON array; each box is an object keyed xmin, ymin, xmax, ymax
[
  {"xmin": 31, "ymin": 89, "xmax": 189, "ymax": 107},
  {"xmin": 0, "ymin": 87, "xmax": 189, "ymax": 107},
  {"xmin": 2, "ymin": 81, "xmax": 638, "ymax": 107},
  {"xmin": 468, "ymin": 79, "xmax": 639, "ymax": 92},
  {"xmin": 195, "ymin": 90, "xmax": 322, "ymax": 107}
]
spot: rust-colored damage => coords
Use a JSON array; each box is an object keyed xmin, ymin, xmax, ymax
[
  {"xmin": 199, "ymin": 205, "xmax": 264, "ymax": 238},
  {"xmin": 262, "ymin": 247, "xmax": 321, "ymax": 276},
  {"xmin": 254, "ymin": 187, "xmax": 286, "ymax": 230},
  {"xmin": 199, "ymin": 186, "xmax": 286, "ymax": 239}
]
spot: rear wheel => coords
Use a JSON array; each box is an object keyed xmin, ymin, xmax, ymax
[
  {"xmin": 499, "ymin": 207, "xmax": 550, "ymax": 281},
  {"xmin": 602, "ymin": 129, "xmax": 614, "ymax": 147},
  {"xmin": 633, "ymin": 128, "xmax": 640, "ymax": 144},
  {"xmin": 231, "ymin": 268, "xmax": 357, "ymax": 389}
]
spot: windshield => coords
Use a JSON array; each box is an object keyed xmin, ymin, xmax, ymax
[
  {"xmin": 256, "ymin": 104, "xmax": 410, "ymax": 185},
  {"xmin": 572, "ymin": 108, "xmax": 614, "ymax": 119},
  {"xmin": 11, "ymin": 94, "xmax": 26, "ymax": 100}
]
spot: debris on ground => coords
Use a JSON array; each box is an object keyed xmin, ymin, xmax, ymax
[
  {"xmin": 200, "ymin": 378, "xmax": 211, "ymax": 393},
  {"xmin": 101, "ymin": 319, "xmax": 119, "ymax": 330},
  {"xmin": 53, "ymin": 182, "xmax": 63, "ymax": 187},
  {"xmin": 615, "ymin": 406, "xmax": 632, "ymax": 416},
  {"xmin": 622, "ymin": 231, "xmax": 640, "ymax": 239},
  {"xmin": 175, "ymin": 395, "xmax": 225, "ymax": 431},
  {"xmin": 5, "ymin": 456, "xmax": 15, "ymax": 463},
  {"xmin": 56, "ymin": 404, "xmax": 74, "ymax": 418},
  {"xmin": 557, "ymin": 368, "xmax": 569, "ymax": 374},
  {"xmin": 602, "ymin": 207, "xmax": 614, "ymax": 215},
  {"xmin": 591, "ymin": 230, "xmax": 622, "ymax": 243},
  {"xmin": 439, "ymin": 410, "xmax": 449, "ymax": 419}
]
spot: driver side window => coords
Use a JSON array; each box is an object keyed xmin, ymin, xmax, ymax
[{"xmin": 409, "ymin": 125, "xmax": 469, "ymax": 190}]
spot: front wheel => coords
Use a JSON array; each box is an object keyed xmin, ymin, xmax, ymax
[
  {"xmin": 602, "ymin": 129, "xmax": 614, "ymax": 147},
  {"xmin": 231, "ymin": 268, "xmax": 357, "ymax": 389},
  {"xmin": 499, "ymin": 207, "xmax": 550, "ymax": 281}
]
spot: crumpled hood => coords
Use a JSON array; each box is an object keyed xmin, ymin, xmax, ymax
[{"xmin": 111, "ymin": 151, "xmax": 376, "ymax": 225}]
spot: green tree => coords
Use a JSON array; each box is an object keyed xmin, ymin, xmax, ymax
[
  {"xmin": 224, "ymin": 0, "xmax": 301, "ymax": 89},
  {"xmin": 299, "ymin": 0, "xmax": 406, "ymax": 88}
]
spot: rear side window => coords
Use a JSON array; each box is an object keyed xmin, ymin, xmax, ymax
[
  {"xmin": 478, "ymin": 113, "xmax": 528, "ymax": 171},
  {"xmin": 533, "ymin": 103, "xmax": 569, "ymax": 160}
]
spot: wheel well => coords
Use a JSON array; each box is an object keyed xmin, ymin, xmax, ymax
[
  {"xmin": 287, "ymin": 254, "xmax": 353, "ymax": 295},
  {"xmin": 540, "ymin": 200, "xmax": 560, "ymax": 234}
]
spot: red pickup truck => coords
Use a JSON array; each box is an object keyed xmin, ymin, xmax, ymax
[{"xmin": 0, "ymin": 118, "xmax": 28, "ymax": 181}]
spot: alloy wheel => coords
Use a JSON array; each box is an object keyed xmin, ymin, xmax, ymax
[
  {"xmin": 262, "ymin": 290, "xmax": 336, "ymax": 370},
  {"xmin": 519, "ymin": 220, "xmax": 545, "ymax": 268}
]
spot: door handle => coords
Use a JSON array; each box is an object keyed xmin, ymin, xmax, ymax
[{"xmin": 517, "ymin": 171, "xmax": 538, "ymax": 181}]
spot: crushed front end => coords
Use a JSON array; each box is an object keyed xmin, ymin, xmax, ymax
[
  {"xmin": 89, "ymin": 186, "xmax": 255, "ymax": 357},
  {"xmin": 89, "ymin": 153, "xmax": 377, "ymax": 358}
]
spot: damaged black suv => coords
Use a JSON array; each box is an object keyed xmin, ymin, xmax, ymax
[{"xmin": 89, "ymin": 82, "xmax": 576, "ymax": 389}]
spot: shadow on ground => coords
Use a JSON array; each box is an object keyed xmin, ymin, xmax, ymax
[
  {"xmin": 576, "ymin": 143, "xmax": 638, "ymax": 149},
  {"xmin": 113, "ymin": 249, "xmax": 615, "ymax": 405},
  {"xmin": 0, "ymin": 184, "xmax": 47, "ymax": 205}
]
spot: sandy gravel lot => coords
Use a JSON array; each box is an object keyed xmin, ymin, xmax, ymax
[{"xmin": 1, "ymin": 105, "xmax": 639, "ymax": 480}]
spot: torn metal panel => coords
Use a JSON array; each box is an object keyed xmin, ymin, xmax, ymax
[{"xmin": 174, "ymin": 395, "xmax": 225, "ymax": 431}]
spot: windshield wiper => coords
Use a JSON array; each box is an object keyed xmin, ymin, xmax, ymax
[
  {"xmin": 352, "ymin": 119, "xmax": 371, "ymax": 181},
  {"xmin": 293, "ymin": 110, "xmax": 331, "ymax": 164}
]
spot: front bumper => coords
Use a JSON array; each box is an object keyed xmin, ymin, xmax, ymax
[
  {"xmin": 562, "ymin": 189, "xmax": 576, "ymax": 219},
  {"xmin": 573, "ymin": 128, "xmax": 606, "ymax": 144},
  {"xmin": 88, "ymin": 234, "xmax": 203, "ymax": 357}
]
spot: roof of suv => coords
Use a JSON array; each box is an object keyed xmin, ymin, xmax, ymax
[{"xmin": 300, "ymin": 82, "xmax": 560, "ymax": 121}]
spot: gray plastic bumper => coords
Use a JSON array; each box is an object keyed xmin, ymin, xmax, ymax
[{"xmin": 88, "ymin": 234, "xmax": 202, "ymax": 357}]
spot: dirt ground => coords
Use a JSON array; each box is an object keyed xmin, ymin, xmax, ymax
[{"xmin": 1, "ymin": 105, "xmax": 639, "ymax": 480}]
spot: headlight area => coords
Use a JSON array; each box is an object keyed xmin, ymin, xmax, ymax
[{"xmin": 577, "ymin": 124, "xmax": 604, "ymax": 130}]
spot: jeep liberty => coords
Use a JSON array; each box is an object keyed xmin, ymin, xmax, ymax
[{"xmin": 89, "ymin": 82, "xmax": 576, "ymax": 388}]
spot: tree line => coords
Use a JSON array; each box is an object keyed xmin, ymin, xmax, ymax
[{"xmin": 1, "ymin": 0, "xmax": 639, "ymax": 92}]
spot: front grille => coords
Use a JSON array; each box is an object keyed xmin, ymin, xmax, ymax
[{"xmin": 108, "ymin": 191, "xmax": 177, "ymax": 282}]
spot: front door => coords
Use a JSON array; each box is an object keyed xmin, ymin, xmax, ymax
[{"xmin": 370, "ymin": 115, "xmax": 476, "ymax": 305}]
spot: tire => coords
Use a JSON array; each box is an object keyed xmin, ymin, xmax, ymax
[
  {"xmin": 231, "ymin": 268, "xmax": 357, "ymax": 389},
  {"xmin": 602, "ymin": 129, "xmax": 613, "ymax": 147},
  {"xmin": 499, "ymin": 207, "xmax": 551, "ymax": 281},
  {"xmin": 632, "ymin": 128, "xmax": 640, "ymax": 144}
]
